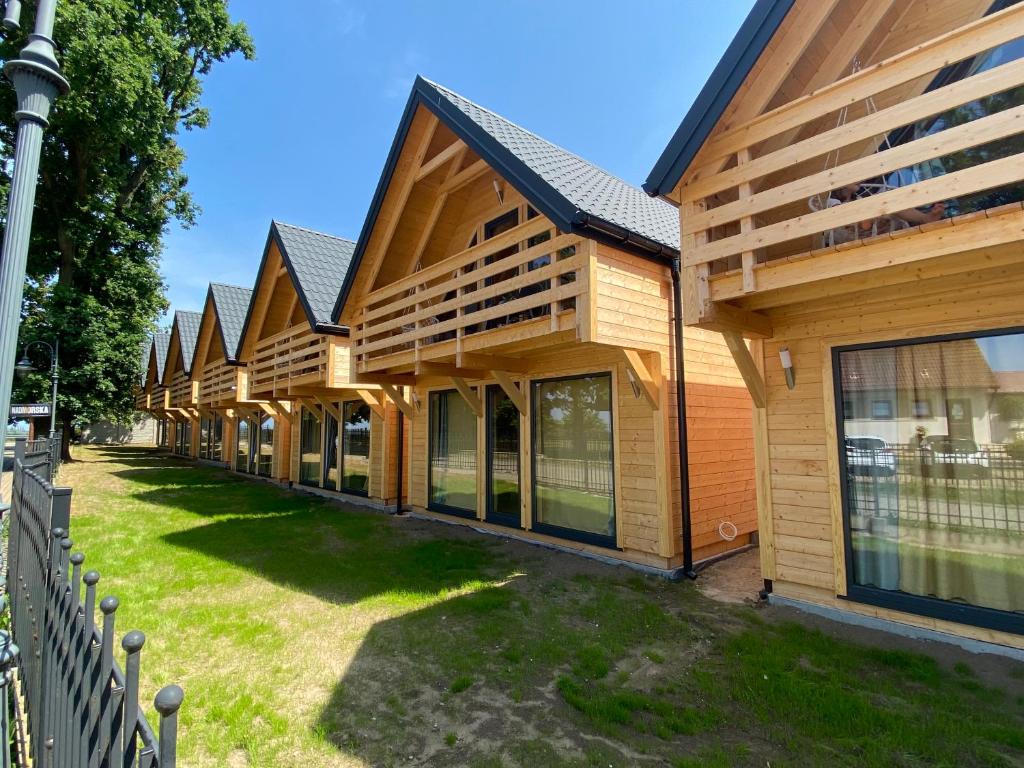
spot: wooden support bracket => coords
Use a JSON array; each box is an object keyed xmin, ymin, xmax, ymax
[
  {"xmin": 415, "ymin": 361, "xmax": 487, "ymax": 379},
  {"xmin": 451, "ymin": 377, "xmax": 482, "ymax": 418},
  {"xmin": 380, "ymin": 384, "xmax": 416, "ymax": 419},
  {"xmin": 297, "ymin": 398, "xmax": 322, "ymax": 421},
  {"xmin": 621, "ymin": 350, "xmax": 661, "ymax": 411},
  {"xmin": 354, "ymin": 389, "xmax": 385, "ymax": 419},
  {"xmin": 723, "ymin": 332, "xmax": 766, "ymax": 408},
  {"xmin": 492, "ymin": 370, "xmax": 527, "ymax": 414},
  {"xmin": 315, "ymin": 396, "xmax": 342, "ymax": 421}
]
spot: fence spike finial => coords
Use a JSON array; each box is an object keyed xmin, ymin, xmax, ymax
[
  {"xmin": 154, "ymin": 685, "xmax": 183, "ymax": 716},
  {"xmin": 121, "ymin": 631, "xmax": 145, "ymax": 654},
  {"xmin": 99, "ymin": 595, "xmax": 119, "ymax": 615},
  {"xmin": 83, "ymin": 570, "xmax": 99, "ymax": 587}
]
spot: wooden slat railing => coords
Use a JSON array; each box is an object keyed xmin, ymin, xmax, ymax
[
  {"xmin": 680, "ymin": 6, "xmax": 1024, "ymax": 306},
  {"xmin": 352, "ymin": 221, "xmax": 591, "ymax": 371},
  {"xmin": 248, "ymin": 325, "xmax": 329, "ymax": 394},
  {"xmin": 168, "ymin": 373, "xmax": 195, "ymax": 409},
  {"xmin": 198, "ymin": 360, "xmax": 238, "ymax": 405}
]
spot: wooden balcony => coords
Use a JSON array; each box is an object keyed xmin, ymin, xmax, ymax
[
  {"xmin": 168, "ymin": 372, "xmax": 197, "ymax": 410},
  {"xmin": 351, "ymin": 217, "xmax": 594, "ymax": 376},
  {"xmin": 248, "ymin": 324, "xmax": 344, "ymax": 396},
  {"xmin": 198, "ymin": 360, "xmax": 248, "ymax": 406},
  {"xmin": 680, "ymin": 6, "xmax": 1024, "ymax": 335}
]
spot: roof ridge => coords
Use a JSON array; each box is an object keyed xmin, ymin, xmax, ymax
[
  {"xmin": 421, "ymin": 77, "xmax": 658, "ymax": 197},
  {"xmin": 210, "ymin": 281, "xmax": 251, "ymax": 291},
  {"xmin": 273, "ymin": 219, "xmax": 355, "ymax": 244}
]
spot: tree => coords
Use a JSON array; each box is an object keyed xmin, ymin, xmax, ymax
[{"xmin": 0, "ymin": 0, "xmax": 254, "ymax": 459}]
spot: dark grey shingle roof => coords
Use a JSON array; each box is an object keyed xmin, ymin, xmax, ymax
[
  {"xmin": 423, "ymin": 79, "xmax": 679, "ymax": 251},
  {"xmin": 274, "ymin": 221, "xmax": 356, "ymax": 326},
  {"xmin": 209, "ymin": 283, "xmax": 253, "ymax": 362},
  {"xmin": 174, "ymin": 310, "xmax": 202, "ymax": 375},
  {"xmin": 152, "ymin": 332, "xmax": 171, "ymax": 383}
]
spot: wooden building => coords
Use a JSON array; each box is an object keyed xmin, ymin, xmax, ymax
[
  {"xmin": 334, "ymin": 78, "xmax": 756, "ymax": 571},
  {"xmin": 161, "ymin": 310, "xmax": 202, "ymax": 458},
  {"xmin": 233, "ymin": 221, "xmax": 401, "ymax": 506},
  {"xmin": 646, "ymin": 0, "xmax": 1024, "ymax": 643},
  {"xmin": 189, "ymin": 283, "xmax": 254, "ymax": 466},
  {"xmin": 140, "ymin": 332, "xmax": 172, "ymax": 449}
]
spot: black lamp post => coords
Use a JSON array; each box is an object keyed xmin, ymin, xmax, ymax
[{"xmin": 14, "ymin": 338, "xmax": 58, "ymax": 438}]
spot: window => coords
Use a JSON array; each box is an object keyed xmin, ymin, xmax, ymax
[
  {"xmin": 257, "ymin": 416, "xmax": 274, "ymax": 477},
  {"xmin": 429, "ymin": 389, "xmax": 477, "ymax": 516},
  {"xmin": 299, "ymin": 407, "xmax": 322, "ymax": 487},
  {"xmin": 836, "ymin": 329, "xmax": 1024, "ymax": 633},
  {"xmin": 323, "ymin": 409, "xmax": 339, "ymax": 490},
  {"xmin": 531, "ymin": 374, "xmax": 615, "ymax": 546},
  {"xmin": 487, "ymin": 384, "xmax": 520, "ymax": 526},
  {"xmin": 871, "ymin": 400, "xmax": 893, "ymax": 419},
  {"xmin": 341, "ymin": 401, "xmax": 371, "ymax": 495},
  {"xmin": 212, "ymin": 414, "xmax": 223, "ymax": 461},
  {"xmin": 199, "ymin": 417, "xmax": 210, "ymax": 458},
  {"xmin": 235, "ymin": 417, "xmax": 251, "ymax": 473}
]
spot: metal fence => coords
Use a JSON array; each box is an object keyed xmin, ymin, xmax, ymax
[
  {"xmin": 3, "ymin": 437, "xmax": 183, "ymax": 767},
  {"xmin": 845, "ymin": 445, "xmax": 1024, "ymax": 533}
]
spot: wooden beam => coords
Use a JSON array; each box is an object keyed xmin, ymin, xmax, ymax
[
  {"xmin": 698, "ymin": 301, "xmax": 773, "ymax": 340},
  {"xmin": 414, "ymin": 138, "xmax": 466, "ymax": 182},
  {"xmin": 380, "ymin": 383, "xmax": 415, "ymax": 419},
  {"xmin": 415, "ymin": 361, "xmax": 487, "ymax": 379},
  {"xmin": 355, "ymin": 389, "xmax": 384, "ymax": 419},
  {"xmin": 364, "ymin": 112, "xmax": 439, "ymax": 291},
  {"xmin": 491, "ymin": 370, "xmax": 527, "ymax": 414},
  {"xmin": 297, "ymin": 398, "xmax": 322, "ymax": 421},
  {"xmin": 257, "ymin": 403, "xmax": 276, "ymax": 418},
  {"xmin": 269, "ymin": 400, "xmax": 292, "ymax": 422},
  {"xmin": 456, "ymin": 352, "xmax": 529, "ymax": 373},
  {"xmin": 439, "ymin": 158, "xmax": 489, "ymax": 195},
  {"xmin": 451, "ymin": 377, "xmax": 482, "ymax": 418},
  {"xmin": 314, "ymin": 395, "xmax": 342, "ymax": 422},
  {"xmin": 353, "ymin": 372, "xmax": 417, "ymax": 387},
  {"xmin": 723, "ymin": 332, "xmax": 766, "ymax": 409},
  {"xmin": 620, "ymin": 350, "xmax": 661, "ymax": 411},
  {"xmin": 407, "ymin": 145, "xmax": 468, "ymax": 273}
]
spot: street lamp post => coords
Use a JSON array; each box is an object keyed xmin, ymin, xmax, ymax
[
  {"xmin": 15, "ymin": 338, "xmax": 58, "ymax": 439},
  {"xmin": 0, "ymin": 0, "xmax": 68, "ymax": 503}
]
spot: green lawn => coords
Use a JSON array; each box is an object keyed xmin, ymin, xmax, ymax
[{"xmin": 60, "ymin": 446, "xmax": 1024, "ymax": 768}]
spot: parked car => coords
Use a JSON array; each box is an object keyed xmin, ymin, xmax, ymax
[
  {"xmin": 920, "ymin": 435, "xmax": 990, "ymax": 479},
  {"xmin": 845, "ymin": 436, "xmax": 896, "ymax": 477}
]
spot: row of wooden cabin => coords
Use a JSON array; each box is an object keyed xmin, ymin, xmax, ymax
[
  {"xmin": 137, "ymin": 77, "xmax": 758, "ymax": 574},
  {"xmin": 139, "ymin": 0, "xmax": 1024, "ymax": 650}
]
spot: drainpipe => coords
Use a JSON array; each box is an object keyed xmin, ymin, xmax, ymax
[
  {"xmin": 671, "ymin": 257, "xmax": 697, "ymax": 580},
  {"xmin": 394, "ymin": 408, "xmax": 405, "ymax": 515}
]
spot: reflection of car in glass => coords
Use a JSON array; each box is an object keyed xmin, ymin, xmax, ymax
[
  {"xmin": 845, "ymin": 436, "xmax": 896, "ymax": 477},
  {"xmin": 920, "ymin": 436, "xmax": 990, "ymax": 479}
]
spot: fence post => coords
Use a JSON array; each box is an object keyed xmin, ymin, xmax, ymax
[
  {"xmin": 121, "ymin": 630, "xmax": 145, "ymax": 767},
  {"xmin": 154, "ymin": 685, "xmax": 184, "ymax": 768},
  {"xmin": 99, "ymin": 596, "xmax": 120, "ymax": 766}
]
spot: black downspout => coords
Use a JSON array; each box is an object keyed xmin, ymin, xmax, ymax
[
  {"xmin": 394, "ymin": 409, "xmax": 405, "ymax": 515},
  {"xmin": 671, "ymin": 257, "xmax": 697, "ymax": 580}
]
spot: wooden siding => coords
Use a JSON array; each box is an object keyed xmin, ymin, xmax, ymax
[{"xmin": 756, "ymin": 255, "xmax": 1024, "ymax": 648}]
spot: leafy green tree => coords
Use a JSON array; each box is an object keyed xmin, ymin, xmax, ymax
[{"xmin": 0, "ymin": 0, "xmax": 254, "ymax": 458}]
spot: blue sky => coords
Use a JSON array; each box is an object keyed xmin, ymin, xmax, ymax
[{"xmin": 158, "ymin": 0, "xmax": 756, "ymax": 321}]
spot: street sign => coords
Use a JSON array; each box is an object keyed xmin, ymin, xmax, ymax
[{"xmin": 10, "ymin": 403, "xmax": 50, "ymax": 417}]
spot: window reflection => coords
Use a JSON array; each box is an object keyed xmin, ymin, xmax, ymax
[
  {"xmin": 258, "ymin": 416, "xmax": 274, "ymax": 477},
  {"xmin": 342, "ymin": 401, "xmax": 371, "ymax": 495},
  {"xmin": 299, "ymin": 407, "xmax": 321, "ymax": 487},
  {"xmin": 429, "ymin": 389, "xmax": 477, "ymax": 515},
  {"xmin": 839, "ymin": 331, "xmax": 1024, "ymax": 616}
]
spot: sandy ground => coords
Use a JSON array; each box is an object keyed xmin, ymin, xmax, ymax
[{"xmin": 695, "ymin": 547, "xmax": 763, "ymax": 604}]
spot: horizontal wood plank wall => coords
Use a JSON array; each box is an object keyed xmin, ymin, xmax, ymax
[
  {"xmin": 593, "ymin": 244, "xmax": 757, "ymax": 562},
  {"xmin": 761, "ymin": 261, "xmax": 1024, "ymax": 648},
  {"xmin": 290, "ymin": 414, "xmax": 301, "ymax": 484}
]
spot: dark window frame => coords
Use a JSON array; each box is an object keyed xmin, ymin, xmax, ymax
[
  {"xmin": 298, "ymin": 406, "xmax": 323, "ymax": 488},
  {"xmin": 427, "ymin": 388, "xmax": 478, "ymax": 520},
  {"xmin": 339, "ymin": 399, "xmax": 371, "ymax": 497},
  {"xmin": 486, "ymin": 383, "xmax": 521, "ymax": 529},
  {"xmin": 832, "ymin": 325, "xmax": 1024, "ymax": 636},
  {"xmin": 530, "ymin": 371, "xmax": 618, "ymax": 549}
]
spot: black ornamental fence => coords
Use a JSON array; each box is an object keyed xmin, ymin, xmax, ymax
[{"xmin": 2, "ymin": 437, "xmax": 182, "ymax": 767}]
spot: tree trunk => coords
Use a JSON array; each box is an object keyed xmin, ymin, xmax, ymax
[{"xmin": 59, "ymin": 416, "xmax": 73, "ymax": 462}]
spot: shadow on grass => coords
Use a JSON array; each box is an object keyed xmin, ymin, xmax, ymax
[{"xmin": 88, "ymin": 446, "xmax": 1024, "ymax": 767}]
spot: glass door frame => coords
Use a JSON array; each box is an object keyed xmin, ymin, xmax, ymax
[
  {"xmin": 485, "ymin": 384, "xmax": 522, "ymax": 528},
  {"xmin": 832, "ymin": 326, "xmax": 1024, "ymax": 636}
]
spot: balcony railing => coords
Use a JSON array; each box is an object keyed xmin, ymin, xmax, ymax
[
  {"xmin": 198, "ymin": 360, "xmax": 240, "ymax": 405},
  {"xmin": 169, "ymin": 373, "xmax": 196, "ymax": 409},
  {"xmin": 351, "ymin": 217, "xmax": 591, "ymax": 373},
  {"xmin": 680, "ymin": 5, "xmax": 1024, "ymax": 319},
  {"xmin": 249, "ymin": 324, "xmax": 330, "ymax": 395}
]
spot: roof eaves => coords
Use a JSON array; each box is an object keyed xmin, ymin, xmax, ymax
[
  {"xmin": 272, "ymin": 221, "xmax": 327, "ymax": 334},
  {"xmin": 643, "ymin": 0, "xmax": 794, "ymax": 198}
]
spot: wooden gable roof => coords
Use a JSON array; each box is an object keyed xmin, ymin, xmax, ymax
[
  {"xmin": 236, "ymin": 221, "xmax": 356, "ymax": 360},
  {"xmin": 333, "ymin": 77, "xmax": 680, "ymax": 323},
  {"xmin": 191, "ymin": 283, "xmax": 253, "ymax": 378},
  {"xmin": 645, "ymin": 0, "xmax": 1010, "ymax": 200},
  {"xmin": 145, "ymin": 332, "xmax": 171, "ymax": 391},
  {"xmin": 162, "ymin": 310, "xmax": 202, "ymax": 386}
]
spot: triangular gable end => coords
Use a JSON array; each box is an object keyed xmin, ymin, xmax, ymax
[
  {"xmin": 333, "ymin": 77, "xmax": 679, "ymax": 324},
  {"xmin": 192, "ymin": 283, "xmax": 254, "ymax": 379},
  {"xmin": 162, "ymin": 311, "xmax": 201, "ymax": 386}
]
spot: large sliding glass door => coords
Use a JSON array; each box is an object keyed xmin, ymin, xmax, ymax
[
  {"xmin": 486, "ymin": 385, "xmax": 520, "ymax": 527},
  {"xmin": 235, "ymin": 417, "xmax": 255, "ymax": 473},
  {"xmin": 531, "ymin": 374, "xmax": 615, "ymax": 546},
  {"xmin": 323, "ymin": 410, "xmax": 339, "ymax": 490},
  {"xmin": 429, "ymin": 389, "xmax": 477, "ymax": 517},
  {"xmin": 257, "ymin": 416, "xmax": 275, "ymax": 477},
  {"xmin": 341, "ymin": 401, "xmax": 371, "ymax": 495},
  {"xmin": 835, "ymin": 329, "xmax": 1024, "ymax": 634}
]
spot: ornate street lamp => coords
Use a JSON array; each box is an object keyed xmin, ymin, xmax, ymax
[
  {"xmin": 0, "ymin": 0, "xmax": 68, "ymax": 505},
  {"xmin": 15, "ymin": 338, "xmax": 59, "ymax": 439}
]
